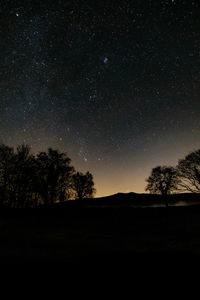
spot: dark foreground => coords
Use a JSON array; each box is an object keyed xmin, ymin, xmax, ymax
[{"xmin": 1, "ymin": 203, "xmax": 200, "ymax": 271}]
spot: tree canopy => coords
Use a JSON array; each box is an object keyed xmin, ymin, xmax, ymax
[
  {"xmin": 71, "ymin": 171, "xmax": 96, "ymax": 200},
  {"xmin": 0, "ymin": 143, "xmax": 96, "ymax": 208},
  {"xmin": 145, "ymin": 166, "xmax": 178, "ymax": 196}
]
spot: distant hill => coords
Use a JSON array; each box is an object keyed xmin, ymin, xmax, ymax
[{"xmin": 58, "ymin": 192, "xmax": 200, "ymax": 208}]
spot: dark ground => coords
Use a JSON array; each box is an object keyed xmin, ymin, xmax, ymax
[{"xmin": 1, "ymin": 201, "xmax": 200, "ymax": 273}]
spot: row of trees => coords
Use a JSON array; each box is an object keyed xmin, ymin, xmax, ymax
[
  {"xmin": 0, "ymin": 144, "xmax": 96, "ymax": 208},
  {"xmin": 145, "ymin": 149, "xmax": 200, "ymax": 197}
]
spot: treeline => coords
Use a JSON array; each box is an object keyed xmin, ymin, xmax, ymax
[
  {"xmin": 146, "ymin": 149, "xmax": 200, "ymax": 196},
  {"xmin": 0, "ymin": 144, "xmax": 96, "ymax": 208}
]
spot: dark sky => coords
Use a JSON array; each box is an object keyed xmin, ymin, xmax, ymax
[{"xmin": 0, "ymin": 0, "xmax": 200, "ymax": 196}]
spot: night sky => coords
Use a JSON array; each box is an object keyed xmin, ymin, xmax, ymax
[{"xmin": 0, "ymin": 0, "xmax": 200, "ymax": 197}]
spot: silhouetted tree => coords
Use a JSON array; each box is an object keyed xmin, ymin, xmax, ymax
[
  {"xmin": 145, "ymin": 166, "xmax": 178, "ymax": 207},
  {"xmin": 177, "ymin": 150, "xmax": 200, "ymax": 193},
  {"xmin": 0, "ymin": 143, "xmax": 97, "ymax": 208},
  {"xmin": 0, "ymin": 144, "xmax": 14, "ymax": 207},
  {"xmin": 9, "ymin": 144, "xmax": 36, "ymax": 208},
  {"xmin": 71, "ymin": 171, "xmax": 96, "ymax": 200},
  {"xmin": 36, "ymin": 148, "xmax": 74, "ymax": 205}
]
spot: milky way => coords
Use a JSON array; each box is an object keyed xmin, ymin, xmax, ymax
[{"xmin": 0, "ymin": 1, "xmax": 200, "ymax": 196}]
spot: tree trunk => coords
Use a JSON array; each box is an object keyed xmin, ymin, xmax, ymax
[{"xmin": 163, "ymin": 194, "xmax": 168, "ymax": 209}]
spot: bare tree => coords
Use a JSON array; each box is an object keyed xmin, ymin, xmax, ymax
[{"xmin": 177, "ymin": 150, "xmax": 200, "ymax": 193}]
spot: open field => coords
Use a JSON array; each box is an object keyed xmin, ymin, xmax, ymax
[{"xmin": 1, "ymin": 200, "xmax": 200, "ymax": 268}]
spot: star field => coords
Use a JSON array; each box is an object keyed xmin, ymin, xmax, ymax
[{"xmin": 0, "ymin": 0, "xmax": 200, "ymax": 196}]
